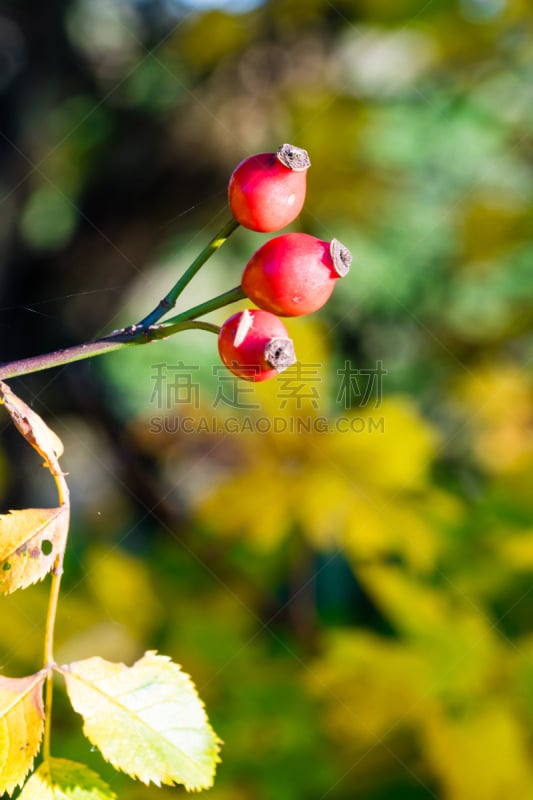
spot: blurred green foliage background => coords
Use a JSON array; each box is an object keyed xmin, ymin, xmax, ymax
[{"xmin": 1, "ymin": 0, "xmax": 533, "ymax": 797}]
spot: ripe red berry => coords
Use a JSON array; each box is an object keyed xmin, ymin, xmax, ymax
[
  {"xmin": 241, "ymin": 232, "xmax": 351, "ymax": 317},
  {"xmin": 218, "ymin": 309, "xmax": 296, "ymax": 382},
  {"xmin": 228, "ymin": 143, "xmax": 311, "ymax": 232}
]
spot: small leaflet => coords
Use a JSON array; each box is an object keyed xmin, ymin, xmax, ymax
[{"xmin": 18, "ymin": 757, "xmax": 117, "ymax": 800}]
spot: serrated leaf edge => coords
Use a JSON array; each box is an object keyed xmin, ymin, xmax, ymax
[
  {"xmin": 0, "ymin": 507, "xmax": 68, "ymax": 595},
  {"xmin": 19, "ymin": 756, "xmax": 118, "ymax": 800},
  {"xmin": 56, "ymin": 652, "xmax": 221, "ymax": 791}
]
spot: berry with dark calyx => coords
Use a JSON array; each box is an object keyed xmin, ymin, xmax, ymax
[
  {"xmin": 241, "ymin": 232, "xmax": 351, "ymax": 317},
  {"xmin": 228, "ymin": 144, "xmax": 311, "ymax": 232},
  {"xmin": 218, "ymin": 309, "xmax": 296, "ymax": 382}
]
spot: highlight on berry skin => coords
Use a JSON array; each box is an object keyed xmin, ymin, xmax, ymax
[
  {"xmin": 241, "ymin": 232, "xmax": 352, "ymax": 317},
  {"xmin": 228, "ymin": 144, "xmax": 311, "ymax": 233},
  {"xmin": 217, "ymin": 309, "xmax": 296, "ymax": 382}
]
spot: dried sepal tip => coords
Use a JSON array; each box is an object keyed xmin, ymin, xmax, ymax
[
  {"xmin": 264, "ymin": 337, "xmax": 296, "ymax": 373},
  {"xmin": 330, "ymin": 238, "xmax": 352, "ymax": 278},
  {"xmin": 277, "ymin": 144, "xmax": 311, "ymax": 172}
]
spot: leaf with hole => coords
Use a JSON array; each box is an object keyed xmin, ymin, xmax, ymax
[
  {"xmin": 0, "ymin": 672, "xmax": 46, "ymax": 795},
  {"xmin": 0, "ymin": 507, "xmax": 69, "ymax": 594},
  {"xmin": 58, "ymin": 651, "xmax": 221, "ymax": 791}
]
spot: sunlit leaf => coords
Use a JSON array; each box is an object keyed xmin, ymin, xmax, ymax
[
  {"xmin": 59, "ymin": 651, "xmax": 220, "ymax": 791},
  {"xmin": 297, "ymin": 466, "xmax": 352, "ymax": 549},
  {"xmin": 309, "ymin": 630, "xmax": 429, "ymax": 745},
  {"xmin": 497, "ymin": 531, "xmax": 533, "ymax": 570},
  {"xmin": 422, "ymin": 705, "xmax": 533, "ymax": 799},
  {"xmin": 0, "ymin": 508, "xmax": 69, "ymax": 594},
  {"xmin": 196, "ymin": 461, "xmax": 291, "ymax": 550},
  {"xmin": 0, "ymin": 381, "xmax": 63, "ymax": 464},
  {"xmin": 358, "ymin": 564, "xmax": 499, "ymax": 699},
  {"xmin": 325, "ymin": 397, "xmax": 439, "ymax": 491},
  {"xmin": 343, "ymin": 493, "xmax": 440, "ymax": 573},
  {"xmin": 18, "ymin": 757, "xmax": 116, "ymax": 800},
  {"xmin": 0, "ymin": 671, "xmax": 46, "ymax": 795},
  {"xmin": 453, "ymin": 364, "xmax": 533, "ymax": 474}
]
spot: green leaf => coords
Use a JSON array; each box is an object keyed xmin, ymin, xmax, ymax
[
  {"xmin": 0, "ymin": 672, "xmax": 46, "ymax": 795},
  {"xmin": 0, "ymin": 508, "xmax": 69, "ymax": 594},
  {"xmin": 58, "ymin": 651, "xmax": 221, "ymax": 791},
  {"xmin": 18, "ymin": 757, "xmax": 116, "ymax": 800}
]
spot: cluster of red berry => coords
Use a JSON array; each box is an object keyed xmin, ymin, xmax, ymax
[{"xmin": 218, "ymin": 144, "xmax": 352, "ymax": 382}]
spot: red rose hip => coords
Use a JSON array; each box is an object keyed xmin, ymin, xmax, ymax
[
  {"xmin": 218, "ymin": 309, "xmax": 296, "ymax": 382},
  {"xmin": 228, "ymin": 143, "xmax": 310, "ymax": 232},
  {"xmin": 241, "ymin": 232, "xmax": 351, "ymax": 317}
]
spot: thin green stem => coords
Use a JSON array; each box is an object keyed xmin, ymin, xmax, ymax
[
  {"xmin": 42, "ymin": 462, "xmax": 70, "ymax": 762},
  {"xmin": 42, "ymin": 571, "xmax": 60, "ymax": 761},
  {"xmin": 164, "ymin": 285, "xmax": 246, "ymax": 325},
  {"xmin": 155, "ymin": 320, "xmax": 220, "ymax": 338},
  {"xmin": 137, "ymin": 216, "xmax": 240, "ymax": 327}
]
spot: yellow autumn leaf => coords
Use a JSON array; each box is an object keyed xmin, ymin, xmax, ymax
[
  {"xmin": 309, "ymin": 631, "xmax": 429, "ymax": 745},
  {"xmin": 343, "ymin": 495, "xmax": 440, "ymax": 572},
  {"xmin": 358, "ymin": 564, "xmax": 453, "ymax": 637},
  {"xmin": 18, "ymin": 758, "xmax": 116, "ymax": 800},
  {"xmin": 197, "ymin": 463, "xmax": 291, "ymax": 550},
  {"xmin": 422, "ymin": 705, "xmax": 533, "ymax": 800},
  {"xmin": 453, "ymin": 363, "xmax": 533, "ymax": 474},
  {"xmin": 0, "ymin": 671, "xmax": 46, "ymax": 795},
  {"xmin": 58, "ymin": 651, "xmax": 221, "ymax": 791},
  {"xmin": 0, "ymin": 508, "xmax": 69, "ymax": 594},
  {"xmin": 325, "ymin": 396, "xmax": 439, "ymax": 491},
  {"xmin": 359, "ymin": 565, "xmax": 499, "ymax": 700},
  {"xmin": 343, "ymin": 489, "xmax": 392, "ymax": 560},
  {"xmin": 296, "ymin": 466, "xmax": 353, "ymax": 549},
  {"xmin": 497, "ymin": 531, "xmax": 533, "ymax": 570},
  {"xmin": 195, "ymin": 394, "xmax": 444, "ymax": 557}
]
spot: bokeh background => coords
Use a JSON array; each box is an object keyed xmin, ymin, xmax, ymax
[{"xmin": 2, "ymin": 0, "xmax": 533, "ymax": 797}]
